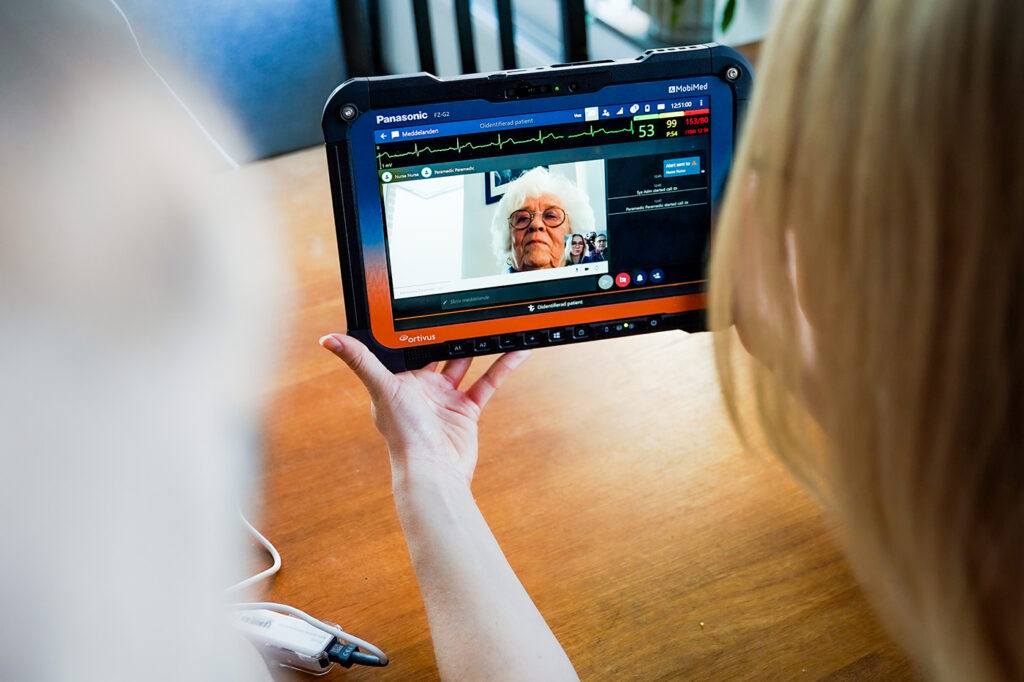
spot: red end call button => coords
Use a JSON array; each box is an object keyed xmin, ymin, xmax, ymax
[{"xmin": 615, "ymin": 272, "xmax": 631, "ymax": 288}]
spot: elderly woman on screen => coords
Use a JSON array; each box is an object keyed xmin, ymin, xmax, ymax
[{"xmin": 491, "ymin": 167, "xmax": 596, "ymax": 272}]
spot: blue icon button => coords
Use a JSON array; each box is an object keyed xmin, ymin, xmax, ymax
[
  {"xmin": 650, "ymin": 268, "xmax": 665, "ymax": 283},
  {"xmin": 633, "ymin": 270, "xmax": 648, "ymax": 285}
]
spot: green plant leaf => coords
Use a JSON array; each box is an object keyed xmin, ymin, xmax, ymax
[
  {"xmin": 722, "ymin": 0, "xmax": 736, "ymax": 33},
  {"xmin": 670, "ymin": 0, "xmax": 686, "ymax": 28}
]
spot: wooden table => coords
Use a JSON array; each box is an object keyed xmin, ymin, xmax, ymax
[{"xmin": 241, "ymin": 147, "xmax": 916, "ymax": 681}]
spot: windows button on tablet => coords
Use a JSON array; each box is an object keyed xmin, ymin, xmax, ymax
[
  {"xmin": 449, "ymin": 340, "xmax": 471, "ymax": 356},
  {"xmin": 473, "ymin": 337, "xmax": 497, "ymax": 353},
  {"xmin": 547, "ymin": 328, "xmax": 567, "ymax": 343}
]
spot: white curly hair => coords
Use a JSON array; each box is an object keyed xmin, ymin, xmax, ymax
[{"xmin": 490, "ymin": 166, "xmax": 596, "ymax": 271}]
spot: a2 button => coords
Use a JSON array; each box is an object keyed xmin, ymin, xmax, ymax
[{"xmin": 473, "ymin": 337, "xmax": 497, "ymax": 353}]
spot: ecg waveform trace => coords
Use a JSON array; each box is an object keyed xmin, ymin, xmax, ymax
[{"xmin": 376, "ymin": 119, "xmax": 642, "ymax": 167}]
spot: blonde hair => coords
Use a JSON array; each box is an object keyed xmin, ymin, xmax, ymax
[{"xmin": 709, "ymin": 1, "xmax": 1023, "ymax": 680}]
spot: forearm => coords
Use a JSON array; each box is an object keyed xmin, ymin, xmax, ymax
[{"xmin": 393, "ymin": 467, "xmax": 578, "ymax": 682}]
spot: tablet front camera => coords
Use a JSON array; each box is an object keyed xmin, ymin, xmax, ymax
[{"xmin": 340, "ymin": 104, "xmax": 359, "ymax": 121}]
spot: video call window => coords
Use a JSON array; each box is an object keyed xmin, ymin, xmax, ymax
[{"xmin": 383, "ymin": 160, "xmax": 609, "ymax": 300}]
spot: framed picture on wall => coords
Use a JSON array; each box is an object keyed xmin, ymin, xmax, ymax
[{"xmin": 484, "ymin": 166, "xmax": 548, "ymax": 205}]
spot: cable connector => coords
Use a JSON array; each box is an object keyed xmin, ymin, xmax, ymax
[
  {"xmin": 232, "ymin": 608, "xmax": 387, "ymax": 675},
  {"xmin": 326, "ymin": 641, "xmax": 385, "ymax": 668}
]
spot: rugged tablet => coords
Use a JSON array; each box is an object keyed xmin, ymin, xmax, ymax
[{"xmin": 323, "ymin": 45, "xmax": 752, "ymax": 372}]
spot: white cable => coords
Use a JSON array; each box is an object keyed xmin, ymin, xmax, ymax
[
  {"xmin": 228, "ymin": 513, "xmax": 391, "ymax": 665},
  {"xmin": 107, "ymin": 0, "xmax": 241, "ymax": 170},
  {"xmin": 227, "ymin": 510, "xmax": 282, "ymax": 593},
  {"xmin": 233, "ymin": 602, "xmax": 390, "ymax": 665}
]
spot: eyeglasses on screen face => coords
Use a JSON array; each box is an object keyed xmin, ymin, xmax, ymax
[{"xmin": 508, "ymin": 207, "xmax": 567, "ymax": 230}]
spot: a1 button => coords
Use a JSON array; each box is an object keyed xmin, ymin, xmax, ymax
[{"xmin": 449, "ymin": 340, "xmax": 470, "ymax": 356}]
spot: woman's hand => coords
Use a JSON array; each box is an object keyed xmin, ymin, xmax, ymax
[{"xmin": 319, "ymin": 333, "xmax": 531, "ymax": 489}]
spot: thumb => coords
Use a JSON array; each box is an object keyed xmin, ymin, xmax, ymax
[{"xmin": 319, "ymin": 333, "xmax": 395, "ymax": 402}]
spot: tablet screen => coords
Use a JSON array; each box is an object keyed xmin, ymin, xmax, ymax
[{"xmin": 349, "ymin": 75, "xmax": 733, "ymax": 343}]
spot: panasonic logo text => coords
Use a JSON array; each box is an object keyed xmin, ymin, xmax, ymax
[{"xmin": 376, "ymin": 111, "xmax": 429, "ymax": 125}]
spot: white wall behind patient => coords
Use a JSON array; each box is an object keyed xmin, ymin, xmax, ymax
[
  {"xmin": 385, "ymin": 175, "xmax": 464, "ymax": 291},
  {"xmin": 574, "ymin": 160, "xmax": 608, "ymax": 235},
  {"xmin": 460, "ymin": 171, "xmax": 497, "ymax": 277}
]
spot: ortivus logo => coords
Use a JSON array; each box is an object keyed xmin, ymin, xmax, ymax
[
  {"xmin": 399, "ymin": 333, "xmax": 436, "ymax": 343},
  {"xmin": 527, "ymin": 304, "xmax": 536, "ymax": 312}
]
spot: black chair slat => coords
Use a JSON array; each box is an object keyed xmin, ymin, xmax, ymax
[
  {"xmin": 560, "ymin": 0, "xmax": 588, "ymax": 63},
  {"xmin": 367, "ymin": 0, "xmax": 386, "ymax": 75},
  {"xmin": 335, "ymin": 0, "xmax": 374, "ymax": 76},
  {"xmin": 412, "ymin": 0, "xmax": 437, "ymax": 74},
  {"xmin": 496, "ymin": 0, "xmax": 517, "ymax": 70},
  {"xmin": 454, "ymin": 0, "xmax": 477, "ymax": 73}
]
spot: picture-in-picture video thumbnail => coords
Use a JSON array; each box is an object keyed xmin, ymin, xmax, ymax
[{"xmin": 382, "ymin": 160, "xmax": 610, "ymax": 300}]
